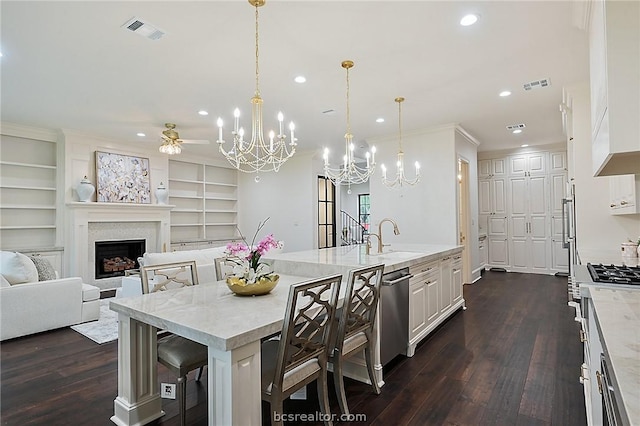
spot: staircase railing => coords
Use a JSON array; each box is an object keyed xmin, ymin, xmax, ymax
[{"xmin": 340, "ymin": 210, "xmax": 368, "ymax": 245}]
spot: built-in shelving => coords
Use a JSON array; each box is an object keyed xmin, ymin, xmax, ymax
[
  {"xmin": 168, "ymin": 159, "xmax": 238, "ymax": 243},
  {"xmin": 0, "ymin": 134, "xmax": 59, "ymax": 250}
]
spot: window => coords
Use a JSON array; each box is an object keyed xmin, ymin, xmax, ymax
[
  {"xmin": 358, "ymin": 194, "xmax": 371, "ymax": 231},
  {"xmin": 318, "ymin": 176, "xmax": 336, "ymax": 248}
]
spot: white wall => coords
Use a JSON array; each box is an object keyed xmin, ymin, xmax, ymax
[
  {"xmin": 368, "ymin": 125, "xmax": 459, "ymax": 246},
  {"xmin": 455, "ymin": 129, "xmax": 480, "ymax": 280},
  {"xmin": 237, "ymin": 151, "xmax": 321, "ymax": 252},
  {"xmin": 567, "ymin": 84, "xmax": 640, "ymax": 261},
  {"xmin": 62, "ymin": 129, "xmax": 169, "ymax": 203}
]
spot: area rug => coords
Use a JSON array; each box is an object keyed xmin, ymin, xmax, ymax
[{"xmin": 71, "ymin": 298, "xmax": 118, "ymax": 344}]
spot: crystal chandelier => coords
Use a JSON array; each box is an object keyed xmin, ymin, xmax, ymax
[
  {"xmin": 216, "ymin": 0, "xmax": 296, "ymax": 182},
  {"xmin": 381, "ymin": 97, "xmax": 420, "ymax": 188},
  {"xmin": 158, "ymin": 139, "xmax": 181, "ymax": 155},
  {"xmin": 323, "ymin": 60, "xmax": 376, "ymax": 193}
]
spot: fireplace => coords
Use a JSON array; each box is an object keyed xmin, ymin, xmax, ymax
[{"xmin": 95, "ymin": 239, "xmax": 145, "ymax": 279}]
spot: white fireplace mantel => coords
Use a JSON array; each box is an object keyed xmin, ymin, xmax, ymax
[{"xmin": 66, "ymin": 202, "xmax": 174, "ymax": 288}]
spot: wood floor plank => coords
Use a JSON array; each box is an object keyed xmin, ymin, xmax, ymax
[{"xmin": 0, "ymin": 271, "xmax": 587, "ymax": 426}]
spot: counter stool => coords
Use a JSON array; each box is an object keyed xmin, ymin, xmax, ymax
[{"xmin": 141, "ymin": 261, "xmax": 208, "ymax": 426}]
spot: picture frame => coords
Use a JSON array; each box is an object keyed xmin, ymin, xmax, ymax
[{"xmin": 95, "ymin": 151, "xmax": 151, "ymax": 203}]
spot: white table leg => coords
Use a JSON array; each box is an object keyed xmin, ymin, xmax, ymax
[
  {"xmin": 208, "ymin": 340, "xmax": 261, "ymax": 426},
  {"xmin": 111, "ymin": 314, "xmax": 164, "ymax": 426}
]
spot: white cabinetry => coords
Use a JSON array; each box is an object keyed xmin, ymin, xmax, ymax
[
  {"xmin": 407, "ymin": 250, "xmax": 465, "ymax": 357},
  {"xmin": 478, "ymin": 158, "xmax": 506, "ymax": 179},
  {"xmin": 479, "ymin": 159, "xmax": 508, "ymax": 269},
  {"xmin": 479, "ymin": 150, "xmax": 568, "ymax": 275},
  {"xmin": 508, "ymin": 173, "xmax": 549, "ymax": 274},
  {"xmin": 168, "ymin": 160, "xmax": 238, "ymax": 245},
  {"xmin": 589, "ymin": 0, "xmax": 640, "ymax": 176},
  {"xmin": 508, "ymin": 152, "xmax": 547, "ymax": 177},
  {"xmin": 549, "ymin": 154, "xmax": 569, "ymax": 273},
  {"xmin": 573, "ymin": 294, "xmax": 604, "ymax": 426},
  {"xmin": 609, "ymin": 174, "xmax": 640, "ymax": 215},
  {"xmin": 0, "ymin": 134, "xmax": 60, "ymax": 251},
  {"xmin": 408, "ymin": 260, "xmax": 438, "ymax": 345},
  {"xmin": 478, "ymin": 235, "xmax": 488, "ymax": 270}
]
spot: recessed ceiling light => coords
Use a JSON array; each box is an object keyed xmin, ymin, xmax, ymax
[
  {"xmin": 137, "ymin": 132, "xmax": 146, "ymax": 137},
  {"xmin": 294, "ymin": 76, "xmax": 306, "ymax": 83},
  {"xmin": 460, "ymin": 14, "xmax": 478, "ymax": 26},
  {"xmin": 513, "ymin": 129, "xmax": 522, "ymax": 134},
  {"xmin": 198, "ymin": 110, "xmax": 209, "ymax": 116},
  {"xmin": 521, "ymin": 144, "xmax": 529, "ymax": 147},
  {"xmin": 499, "ymin": 91, "xmax": 511, "ymax": 97},
  {"xmin": 376, "ymin": 118, "xmax": 385, "ymax": 123}
]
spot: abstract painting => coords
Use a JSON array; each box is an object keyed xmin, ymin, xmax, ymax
[{"xmin": 95, "ymin": 151, "xmax": 151, "ymax": 203}]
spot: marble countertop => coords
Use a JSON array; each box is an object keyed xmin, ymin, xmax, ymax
[
  {"xmin": 587, "ymin": 286, "xmax": 640, "ymax": 425},
  {"xmin": 110, "ymin": 274, "xmax": 325, "ymax": 351},
  {"xmin": 265, "ymin": 243, "xmax": 463, "ymax": 277}
]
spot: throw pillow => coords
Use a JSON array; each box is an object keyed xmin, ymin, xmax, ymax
[
  {"xmin": 29, "ymin": 256, "xmax": 57, "ymax": 281},
  {"xmin": 0, "ymin": 251, "xmax": 39, "ymax": 284}
]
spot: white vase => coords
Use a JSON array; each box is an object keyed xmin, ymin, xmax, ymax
[
  {"xmin": 76, "ymin": 176, "xmax": 95, "ymax": 202},
  {"xmin": 155, "ymin": 182, "xmax": 169, "ymax": 205}
]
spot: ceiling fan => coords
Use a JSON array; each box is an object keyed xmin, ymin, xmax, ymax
[{"xmin": 159, "ymin": 123, "xmax": 210, "ymax": 155}]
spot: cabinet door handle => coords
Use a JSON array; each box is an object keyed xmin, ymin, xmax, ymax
[
  {"xmin": 595, "ymin": 371, "xmax": 603, "ymax": 395},
  {"xmin": 579, "ymin": 329, "xmax": 586, "ymax": 342},
  {"xmin": 610, "ymin": 203, "xmax": 617, "ymax": 208},
  {"xmin": 620, "ymin": 200, "xmax": 628, "ymax": 205}
]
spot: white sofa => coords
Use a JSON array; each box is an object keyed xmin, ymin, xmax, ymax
[
  {"xmin": 118, "ymin": 246, "xmax": 227, "ymax": 298},
  {"xmin": 1, "ymin": 251, "xmax": 100, "ymax": 341}
]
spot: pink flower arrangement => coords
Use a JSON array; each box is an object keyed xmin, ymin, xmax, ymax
[{"xmin": 224, "ymin": 218, "xmax": 283, "ymax": 283}]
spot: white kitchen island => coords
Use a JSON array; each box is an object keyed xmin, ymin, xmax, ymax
[
  {"xmin": 266, "ymin": 243, "xmax": 466, "ymax": 387},
  {"xmin": 110, "ymin": 274, "xmax": 314, "ymax": 426},
  {"xmin": 110, "ymin": 243, "xmax": 464, "ymax": 426}
]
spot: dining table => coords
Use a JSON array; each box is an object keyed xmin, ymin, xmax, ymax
[{"xmin": 109, "ymin": 273, "xmax": 317, "ymax": 426}]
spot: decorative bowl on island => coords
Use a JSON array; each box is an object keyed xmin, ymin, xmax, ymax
[{"xmin": 226, "ymin": 274, "xmax": 280, "ymax": 296}]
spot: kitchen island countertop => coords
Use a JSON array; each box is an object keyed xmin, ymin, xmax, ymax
[{"xmin": 265, "ymin": 243, "xmax": 463, "ymax": 277}]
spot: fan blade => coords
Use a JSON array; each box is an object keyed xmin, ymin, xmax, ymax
[{"xmin": 180, "ymin": 139, "xmax": 211, "ymax": 145}]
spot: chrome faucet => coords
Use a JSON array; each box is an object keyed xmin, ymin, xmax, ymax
[{"xmin": 378, "ymin": 218, "xmax": 400, "ymax": 253}]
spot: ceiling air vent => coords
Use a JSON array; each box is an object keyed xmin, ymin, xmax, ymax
[
  {"xmin": 523, "ymin": 78, "xmax": 551, "ymax": 91},
  {"xmin": 122, "ymin": 17, "xmax": 166, "ymax": 41},
  {"xmin": 506, "ymin": 123, "xmax": 526, "ymax": 130}
]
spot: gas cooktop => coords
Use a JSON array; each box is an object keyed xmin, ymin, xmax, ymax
[{"xmin": 587, "ymin": 263, "xmax": 640, "ymax": 285}]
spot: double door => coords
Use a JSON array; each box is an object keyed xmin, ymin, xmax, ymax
[{"xmin": 508, "ymin": 174, "xmax": 549, "ymax": 273}]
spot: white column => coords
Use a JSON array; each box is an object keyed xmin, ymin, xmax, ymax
[
  {"xmin": 111, "ymin": 315, "xmax": 164, "ymax": 426},
  {"xmin": 208, "ymin": 341, "xmax": 261, "ymax": 426}
]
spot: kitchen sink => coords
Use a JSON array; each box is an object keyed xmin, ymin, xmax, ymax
[{"xmin": 371, "ymin": 251, "xmax": 421, "ymax": 260}]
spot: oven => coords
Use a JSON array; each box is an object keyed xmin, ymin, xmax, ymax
[{"xmin": 598, "ymin": 353, "xmax": 623, "ymax": 426}]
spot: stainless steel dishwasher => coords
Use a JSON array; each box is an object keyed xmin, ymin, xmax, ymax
[{"xmin": 380, "ymin": 267, "xmax": 412, "ymax": 366}]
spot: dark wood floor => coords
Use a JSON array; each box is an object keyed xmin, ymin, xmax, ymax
[{"xmin": 0, "ymin": 271, "xmax": 586, "ymax": 426}]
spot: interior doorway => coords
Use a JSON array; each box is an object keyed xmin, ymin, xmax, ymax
[
  {"xmin": 458, "ymin": 159, "xmax": 472, "ymax": 284},
  {"xmin": 318, "ymin": 176, "xmax": 336, "ymax": 249}
]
